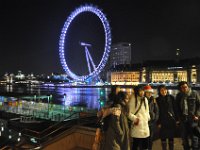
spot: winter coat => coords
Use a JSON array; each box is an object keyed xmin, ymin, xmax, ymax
[
  {"xmin": 175, "ymin": 89, "xmax": 200, "ymax": 139},
  {"xmin": 148, "ymin": 96, "xmax": 159, "ymax": 126},
  {"xmin": 176, "ymin": 89, "xmax": 200, "ymax": 121},
  {"xmin": 128, "ymin": 95, "xmax": 150, "ymax": 138},
  {"xmin": 102, "ymin": 104, "xmax": 130, "ymax": 150},
  {"xmin": 156, "ymin": 94, "xmax": 176, "ymax": 138}
]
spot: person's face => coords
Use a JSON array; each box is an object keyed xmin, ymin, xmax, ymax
[
  {"xmin": 160, "ymin": 87, "xmax": 167, "ymax": 96},
  {"xmin": 124, "ymin": 95, "xmax": 130, "ymax": 104},
  {"xmin": 180, "ymin": 84, "xmax": 189, "ymax": 93},
  {"xmin": 116, "ymin": 86, "xmax": 121, "ymax": 94},
  {"xmin": 138, "ymin": 89, "xmax": 144, "ymax": 97},
  {"xmin": 145, "ymin": 92, "xmax": 152, "ymax": 99}
]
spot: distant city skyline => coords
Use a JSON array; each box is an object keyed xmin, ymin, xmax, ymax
[{"xmin": 1, "ymin": 0, "xmax": 200, "ymax": 75}]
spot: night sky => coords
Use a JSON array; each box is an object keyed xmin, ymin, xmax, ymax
[{"xmin": 1, "ymin": 0, "xmax": 200, "ymax": 76}]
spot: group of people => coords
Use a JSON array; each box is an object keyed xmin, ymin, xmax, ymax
[{"xmin": 94, "ymin": 81, "xmax": 200, "ymax": 150}]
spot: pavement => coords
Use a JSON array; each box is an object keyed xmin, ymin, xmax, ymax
[{"xmin": 153, "ymin": 138, "xmax": 183, "ymax": 150}]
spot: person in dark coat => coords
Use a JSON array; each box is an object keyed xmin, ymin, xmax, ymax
[
  {"xmin": 96, "ymin": 85, "xmax": 121, "ymax": 133},
  {"xmin": 107, "ymin": 85, "xmax": 121, "ymax": 106},
  {"xmin": 156, "ymin": 85, "xmax": 176, "ymax": 150},
  {"xmin": 144, "ymin": 84, "xmax": 159, "ymax": 150},
  {"xmin": 102, "ymin": 91, "xmax": 130, "ymax": 150},
  {"xmin": 176, "ymin": 81, "xmax": 200, "ymax": 150}
]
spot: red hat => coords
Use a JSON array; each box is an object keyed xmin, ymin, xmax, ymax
[{"xmin": 143, "ymin": 85, "xmax": 153, "ymax": 93}]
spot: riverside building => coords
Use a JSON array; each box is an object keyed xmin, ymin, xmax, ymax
[
  {"xmin": 110, "ymin": 58, "xmax": 200, "ymax": 85},
  {"xmin": 109, "ymin": 42, "xmax": 132, "ymax": 68}
]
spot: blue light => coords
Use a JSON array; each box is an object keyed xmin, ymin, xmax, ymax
[{"xmin": 59, "ymin": 4, "xmax": 112, "ymax": 81}]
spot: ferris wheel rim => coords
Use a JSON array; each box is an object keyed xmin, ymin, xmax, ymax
[{"xmin": 59, "ymin": 4, "xmax": 112, "ymax": 81}]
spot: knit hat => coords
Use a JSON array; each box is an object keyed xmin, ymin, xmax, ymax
[{"xmin": 143, "ymin": 85, "xmax": 153, "ymax": 93}]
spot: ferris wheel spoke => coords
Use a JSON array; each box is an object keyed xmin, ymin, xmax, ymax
[
  {"xmin": 85, "ymin": 48, "xmax": 92, "ymax": 74},
  {"xmin": 86, "ymin": 48, "xmax": 96, "ymax": 71}
]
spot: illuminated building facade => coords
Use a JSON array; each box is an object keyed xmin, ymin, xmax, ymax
[
  {"xmin": 111, "ymin": 71, "xmax": 140, "ymax": 85},
  {"xmin": 190, "ymin": 65, "xmax": 198, "ymax": 83},
  {"xmin": 15, "ymin": 70, "xmax": 25, "ymax": 80},
  {"xmin": 110, "ymin": 58, "xmax": 200, "ymax": 85},
  {"xmin": 150, "ymin": 69, "xmax": 187, "ymax": 83}
]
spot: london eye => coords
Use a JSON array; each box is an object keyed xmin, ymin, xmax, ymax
[{"xmin": 59, "ymin": 4, "xmax": 112, "ymax": 81}]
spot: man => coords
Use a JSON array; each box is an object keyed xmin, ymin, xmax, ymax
[
  {"xmin": 176, "ymin": 81, "xmax": 200, "ymax": 150},
  {"xmin": 144, "ymin": 84, "xmax": 159, "ymax": 150}
]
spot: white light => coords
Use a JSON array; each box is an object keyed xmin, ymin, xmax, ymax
[
  {"xmin": 17, "ymin": 137, "xmax": 21, "ymax": 142},
  {"xmin": 168, "ymin": 89, "xmax": 172, "ymax": 95},
  {"xmin": 30, "ymin": 137, "xmax": 37, "ymax": 143}
]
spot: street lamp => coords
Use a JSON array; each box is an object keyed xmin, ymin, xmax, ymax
[
  {"xmin": 1, "ymin": 122, "xmax": 4, "ymax": 132},
  {"xmin": 33, "ymin": 94, "xmax": 37, "ymax": 103},
  {"xmin": 63, "ymin": 93, "xmax": 67, "ymax": 113},
  {"xmin": 47, "ymin": 95, "xmax": 50, "ymax": 116},
  {"xmin": 8, "ymin": 129, "xmax": 12, "ymax": 139},
  {"xmin": 0, "ymin": 122, "xmax": 2, "ymax": 136},
  {"xmin": 17, "ymin": 132, "xmax": 21, "ymax": 142}
]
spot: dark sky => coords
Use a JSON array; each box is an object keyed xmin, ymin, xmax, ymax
[{"xmin": 0, "ymin": 0, "xmax": 200, "ymax": 75}]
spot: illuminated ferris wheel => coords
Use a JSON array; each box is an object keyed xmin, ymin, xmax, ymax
[{"xmin": 59, "ymin": 4, "xmax": 112, "ymax": 81}]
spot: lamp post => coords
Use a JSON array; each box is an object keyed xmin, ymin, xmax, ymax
[
  {"xmin": 0, "ymin": 121, "xmax": 3, "ymax": 137},
  {"xmin": 47, "ymin": 95, "xmax": 50, "ymax": 117},
  {"xmin": 1, "ymin": 122, "xmax": 4, "ymax": 132},
  {"xmin": 34, "ymin": 94, "xmax": 36, "ymax": 102},
  {"xmin": 8, "ymin": 129, "xmax": 12, "ymax": 139},
  {"xmin": 17, "ymin": 132, "xmax": 21, "ymax": 142},
  {"xmin": 63, "ymin": 93, "xmax": 66, "ymax": 113}
]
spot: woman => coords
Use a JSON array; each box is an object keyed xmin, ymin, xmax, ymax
[
  {"xmin": 96, "ymin": 85, "xmax": 121, "ymax": 132},
  {"xmin": 94, "ymin": 86, "xmax": 121, "ymax": 150},
  {"xmin": 144, "ymin": 84, "xmax": 159, "ymax": 150},
  {"xmin": 156, "ymin": 85, "xmax": 176, "ymax": 150},
  {"xmin": 102, "ymin": 91, "xmax": 130, "ymax": 150},
  {"xmin": 128, "ymin": 85, "xmax": 150, "ymax": 150}
]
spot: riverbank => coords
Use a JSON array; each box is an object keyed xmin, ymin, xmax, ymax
[
  {"xmin": 1, "ymin": 82, "xmax": 200, "ymax": 89},
  {"xmin": 39, "ymin": 83, "xmax": 200, "ymax": 90}
]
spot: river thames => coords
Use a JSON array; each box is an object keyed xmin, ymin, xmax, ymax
[{"xmin": 0, "ymin": 84, "xmax": 200, "ymax": 115}]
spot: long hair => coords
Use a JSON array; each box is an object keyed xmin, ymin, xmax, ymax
[
  {"xmin": 116, "ymin": 91, "xmax": 128, "ymax": 113},
  {"xmin": 116, "ymin": 91, "xmax": 127, "ymax": 106},
  {"xmin": 108, "ymin": 85, "xmax": 120, "ymax": 106},
  {"xmin": 134, "ymin": 85, "xmax": 146, "ymax": 109}
]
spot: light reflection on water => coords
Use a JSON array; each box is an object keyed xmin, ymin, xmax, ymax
[
  {"xmin": 0, "ymin": 85, "xmax": 200, "ymax": 110},
  {"xmin": 0, "ymin": 85, "xmax": 110, "ymax": 110}
]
